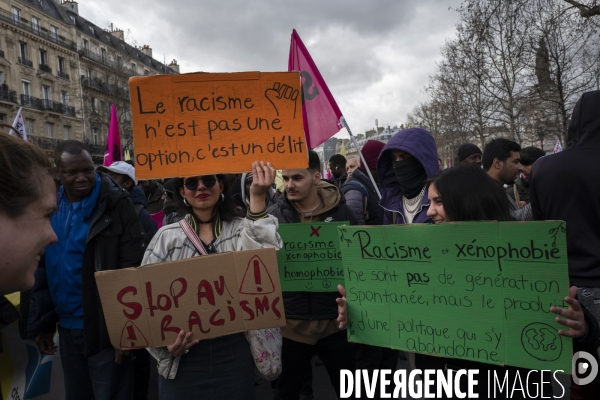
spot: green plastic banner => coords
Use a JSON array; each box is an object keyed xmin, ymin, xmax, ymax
[
  {"xmin": 338, "ymin": 221, "xmax": 572, "ymax": 372},
  {"xmin": 277, "ymin": 222, "xmax": 347, "ymax": 292}
]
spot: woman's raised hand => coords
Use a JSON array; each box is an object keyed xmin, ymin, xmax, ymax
[{"xmin": 249, "ymin": 161, "xmax": 276, "ymax": 213}]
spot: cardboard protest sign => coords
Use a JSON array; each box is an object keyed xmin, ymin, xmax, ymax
[
  {"xmin": 129, "ymin": 72, "xmax": 308, "ymax": 179},
  {"xmin": 338, "ymin": 221, "xmax": 572, "ymax": 372},
  {"xmin": 277, "ymin": 222, "xmax": 347, "ymax": 292},
  {"xmin": 95, "ymin": 248, "xmax": 285, "ymax": 349}
]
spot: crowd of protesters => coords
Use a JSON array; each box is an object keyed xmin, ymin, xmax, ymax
[{"xmin": 1, "ymin": 90, "xmax": 600, "ymax": 400}]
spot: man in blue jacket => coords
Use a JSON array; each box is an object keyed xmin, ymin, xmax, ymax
[{"xmin": 21, "ymin": 140, "xmax": 146, "ymax": 400}]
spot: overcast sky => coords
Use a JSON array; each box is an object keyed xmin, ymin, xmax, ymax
[{"xmin": 80, "ymin": 1, "xmax": 461, "ymax": 138}]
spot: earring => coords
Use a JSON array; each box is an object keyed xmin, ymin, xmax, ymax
[
  {"xmin": 183, "ymin": 198, "xmax": 190, "ymax": 207},
  {"xmin": 221, "ymin": 193, "xmax": 225, "ymax": 202}
]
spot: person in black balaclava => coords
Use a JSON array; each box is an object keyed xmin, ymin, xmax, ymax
[{"xmin": 377, "ymin": 128, "xmax": 439, "ymax": 225}]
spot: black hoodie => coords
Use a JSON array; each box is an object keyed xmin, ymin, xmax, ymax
[{"xmin": 530, "ymin": 90, "xmax": 600, "ymax": 287}]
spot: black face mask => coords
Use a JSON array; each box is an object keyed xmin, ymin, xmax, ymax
[{"xmin": 393, "ymin": 157, "xmax": 427, "ymax": 198}]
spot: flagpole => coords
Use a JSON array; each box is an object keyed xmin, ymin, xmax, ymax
[{"xmin": 340, "ymin": 117, "xmax": 381, "ymax": 200}]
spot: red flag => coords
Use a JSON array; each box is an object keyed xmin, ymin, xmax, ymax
[
  {"xmin": 104, "ymin": 104, "xmax": 122, "ymax": 166},
  {"xmin": 289, "ymin": 29, "xmax": 343, "ymax": 149}
]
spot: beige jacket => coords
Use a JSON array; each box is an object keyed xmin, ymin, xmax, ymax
[{"xmin": 143, "ymin": 215, "xmax": 282, "ymax": 379}]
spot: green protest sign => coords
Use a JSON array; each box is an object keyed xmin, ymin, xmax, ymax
[
  {"xmin": 338, "ymin": 221, "xmax": 572, "ymax": 372},
  {"xmin": 277, "ymin": 222, "xmax": 347, "ymax": 292}
]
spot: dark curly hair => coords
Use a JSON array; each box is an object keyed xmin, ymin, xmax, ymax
[{"xmin": 173, "ymin": 174, "xmax": 238, "ymax": 222}]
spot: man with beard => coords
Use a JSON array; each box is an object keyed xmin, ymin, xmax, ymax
[
  {"xmin": 268, "ymin": 150, "xmax": 358, "ymax": 400},
  {"xmin": 506, "ymin": 146, "xmax": 545, "ymax": 205},
  {"xmin": 483, "ymin": 138, "xmax": 532, "ymax": 220}
]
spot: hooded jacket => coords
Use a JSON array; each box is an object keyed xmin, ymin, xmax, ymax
[
  {"xmin": 268, "ymin": 181, "xmax": 358, "ymax": 320},
  {"xmin": 376, "ymin": 128, "xmax": 439, "ymax": 225},
  {"xmin": 19, "ymin": 174, "xmax": 146, "ymax": 356},
  {"xmin": 530, "ymin": 90, "xmax": 600, "ymax": 287}
]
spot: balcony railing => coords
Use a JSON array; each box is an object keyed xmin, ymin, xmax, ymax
[
  {"xmin": 53, "ymin": 102, "xmax": 76, "ymax": 117},
  {"xmin": 29, "ymin": 135, "xmax": 62, "ymax": 151},
  {"xmin": 78, "ymin": 47, "xmax": 138, "ymax": 77},
  {"xmin": 20, "ymin": 94, "xmax": 76, "ymax": 116},
  {"xmin": 57, "ymin": 70, "xmax": 70, "ymax": 80},
  {"xmin": 18, "ymin": 57, "xmax": 33, "ymax": 67},
  {"xmin": 0, "ymin": 89, "xmax": 18, "ymax": 103},
  {"xmin": 0, "ymin": 8, "xmax": 77, "ymax": 51},
  {"xmin": 21, "ymin": 94, "xmax": 42, "ymax": 109},
  {"xmin": 42, "ymin": 99, "xmax": 54, "ymax": 110},
  {"xmin": 39, "ymin": 64, "xmax": 52, "ymax": 73}
]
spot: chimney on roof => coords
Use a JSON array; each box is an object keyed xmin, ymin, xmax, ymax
[
  {"xmin": 141, "ymin": 45, "xmax": 153, "ymax": 58},
  {"xmin": 168, "ymin": 59, "xmax": 180, "ymax": 73},
  {"xmin": 60, "ymin": 0, "xmax": 79, "ymax": 15},
  {"xmin": 109, "ymin": 28, "xmax": 124, "ymax": 41}
]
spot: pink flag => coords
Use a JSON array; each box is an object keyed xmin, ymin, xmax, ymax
[
  {"xmin": 289, "ymin": 29, "xmax": 343, "ymax": 149},
  {"xmin": 104, "ymin": 104, "xmax": 122, "ymax": 166}
]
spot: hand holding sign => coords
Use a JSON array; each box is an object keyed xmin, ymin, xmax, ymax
[
  {"xmin": 336, "ymin": 284, "xmax": 348, "ymax": 329},
  {"xmin": 550, "ymin": 286, "xmax": 588, "ymax": 339},
  {"xmin": 168, "ymin": 330, "xmax": 200, "ymax": 357}
]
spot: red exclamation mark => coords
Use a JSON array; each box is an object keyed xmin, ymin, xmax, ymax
[
  {"xmin": 254, "ymin": 260, "xmax": 262, "ymax": 292},
  {"xmin": 127, "ymin": 325, "xmax": 137, "ymax": 347}
]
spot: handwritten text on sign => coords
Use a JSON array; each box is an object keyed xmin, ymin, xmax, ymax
[
  {"xmin": 95, "ymin": 248, "xmax": 285, "ymax": 349},
  {"xmin": 277, "ymin": 222, "xmax": 347, "ymax": 292},
  {"xmin": 338, "ymin": 221, "xmax": 572, "ymax": 372},
  {"xmin": 130, "ymin": 72, "xmax": 308, "ymax": 179}
]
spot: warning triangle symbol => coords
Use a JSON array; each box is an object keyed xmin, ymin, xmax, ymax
[
  {"xmin": 119, "ymin": 320, "xmax": 149, "ymax": 349},
  {"xmin": 239, "ymin": 255, "xmax": 275, "ymax": 295}
]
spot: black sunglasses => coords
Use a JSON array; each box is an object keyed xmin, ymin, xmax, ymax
[{"xmin": 184, "ymin": 176, "xmax": 218, "ymax": 191}]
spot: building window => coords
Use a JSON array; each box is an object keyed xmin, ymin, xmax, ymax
[
  {"xmin": 11, "ymin": 6, "xmax": 20, "ymax": 25},
  {"xmin": 101, "ymin": 48, "xmax": 107, "ymax": 63},
  {"xmin": 19, "ymin": 42, "xmax": 28, "ymax": 60},
  {"xmin": 32, "ymin": 17, "xmax": 40, "ymax": 34},
  {"xmin": 25, "ymin": 118, "xmax": 35, "ymax": 135},
  {"xmin": 69, "ymin": 15, "xmax": 75, "ymax": 24},
  {"xmin": 39, "ymin": 49, "xmax": 48, "ymax": 65},
  {"xmin": 42, "ymin": 85, "xmax": 52, "ymax": 101},
  {"xmin": 131, "ymin": 63, "xmax": 137, "ymax": 75},
  {"xmin": 46, "ymin": 122, "xmax": 54, "ymax": 138},
  {"xmin": 50, "ymin": 26, "xmax": 58, "ymax": 40},
  {"xmin": 21, "ymin": 80, "xmax": 31, "ymax": 96},
  {"xmin": 61, "ymin": 90, "xmax": 69, "ymax": 105},
  {"xmin": 63, "ymin": 125, "xmax": 70, "ymax": 140},
  {"xmin": 87, "ymin": 68, "xmax": 93, "ymax": 81},
  {"xmin": 92, "ymin": 127, "xmax": 98, "ymax": 144},
  {"xmin": 91, "ymin": 97, "xmax": 97, "ymax": 112},
  {"xmin": 83, "ymin": 39, "xmax": 89, "ymax": 50},
  {"xmin": 58, "ymin": 57, "xmax": 65, "ymax": 73}
]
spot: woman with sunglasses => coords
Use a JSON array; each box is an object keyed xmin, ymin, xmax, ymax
[
  {"xmin": 336, "ymin": 164, "xmax": 597, "ymax": 399},
  {"xmin": 142, "ymin": 161, "xmax": 282, "ymax": 400}
]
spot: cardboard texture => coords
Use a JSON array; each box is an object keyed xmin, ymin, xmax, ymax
[
  {"xmin": 338, "ymin": 221, "xmax": 572, "ymax": 372},
  {"xmin": 95, "ymin": 248, "xmax": 285, "ymax": 349},
  {"xmin": 129, "ymin": 71, "xmax": 308, "ymax": 179},
  {"xmin": 277, "ymin": 222, "xmax": 347, "ymax": 292}
]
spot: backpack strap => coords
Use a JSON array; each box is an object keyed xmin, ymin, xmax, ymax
[{"xmin": 179, "ymin": 219, "xmax": 209, "ymax": 255}]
